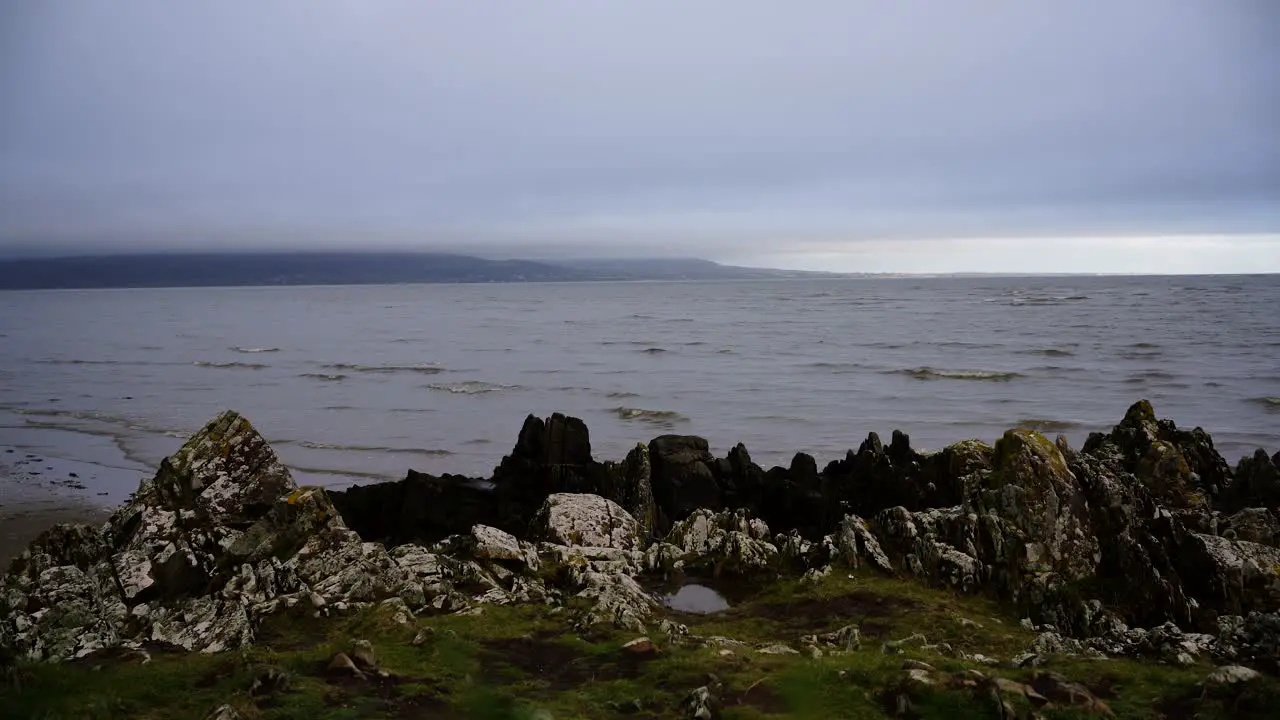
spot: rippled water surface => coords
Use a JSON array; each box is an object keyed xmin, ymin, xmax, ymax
[{"xmin": 1, "ymin": 276, "xmax": 1277, "ymax": 492}]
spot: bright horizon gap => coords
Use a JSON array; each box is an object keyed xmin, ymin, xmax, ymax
[{"xmin": 728, "ymin": 233, "xmax": 1280, "ymax": 275}]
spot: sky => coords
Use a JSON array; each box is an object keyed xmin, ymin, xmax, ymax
[{"xmin": 1, "ymin": 1, "xmax": 1277, "ymax": 273}]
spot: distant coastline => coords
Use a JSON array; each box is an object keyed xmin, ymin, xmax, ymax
[{"xmin": 0, "ymin": 252, "xmax": 852, "ymax": 291}]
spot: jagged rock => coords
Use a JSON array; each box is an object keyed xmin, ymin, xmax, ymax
[
  {"xmin": 606, "ymin": 444, "xmax": 657, "ymax": 542},
  {"xmin": 331, "ymin": 470, "xmax": 496, "ymax": 547},
  {"xmin": 985, "ymin": 429, "xmax": 1099, "ymax": 586},
  {"xmin": 1221, "ymin": 508, "xmax": 1280, "ymax": 547},
  {"xmin": 1179, "ymin": 533, "xmax": 1280, "ymax": 618},
  {"xmin": 649, "ymin": 436, "xmax": 722, "ymax": 532},
  {"xmin": 1225, "ymin": 450, "xmax": 1280, "ymax": 511},
  {"xmin": 1083, "ymin": 400, "xmax": 1226, "ymax": 509},
  {"xmin": 1213, "ymin": 611, "xmax": 1280, "ymax": 670},
  {"xmin": 0, "ymin": 411, "xmax": 430, "ymax": 661},
  {"xmin": 532, "ymin": 494, "xmax": 641, "ymax": 550},
  {"xmin": 902, "ymin": 659, "xmax": 935, "ymax": 671},
  {"xmin": 492, "ymin": 413, "xmax": 614, "ymax": 529},
  {"xmin": 571, "ymin": 570, "xmax": 656, "ymax": 632},
  {"xmin": 873, "ymin": 506, "xmax": 984, "ymax": 593},
  {"xmin": 825, "ymin": 514, "xmax": 894, "ymax": 574},
  {"xmin": 662, "ymin": 509, "xmax": 778, "ymax": 574}
]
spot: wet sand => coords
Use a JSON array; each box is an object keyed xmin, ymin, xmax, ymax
[
  {"xmin": 1, "ymin": 452, "xmax": 127, "ymax": 571},
  {"xmin": 0, "ymin": 501, "xmax": 107, "ymax": 572}
]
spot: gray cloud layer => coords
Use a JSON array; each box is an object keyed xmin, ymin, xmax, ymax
[{"xmin": 1, "ymin": 1, "xmax": 1277, "ymax": 268}]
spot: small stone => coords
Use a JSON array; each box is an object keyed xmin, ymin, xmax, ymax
[
  {"xmin": 1204, "ymin": 665, "xmax": 1262, "ymax": 687},
  {"xmin": 682, "ymin": 685, "xmax": 718, "ymax": 719},
  {"xmin": 717, "ymin": 649, "xmax": 734, "ymax": 657},
  {"xmin": 756, "ymin": 644, "xmax": 799, "ymax": 655},
  {"xmin": 411, "ymin": 628, "xmax": 436, "ymax": 647},
  {"xmin": 607, "ymin": 698, "xmax": 645, "ymax": 714},
  {"xmin": 248, "ymin": 668, "xmax": 290, "ymax": 697},
  {"xmin": 904, "ymin": 668, "xmax": 936, "ymax": 687},
  {"xmin": 881, "ymin": 633, "xmax": 928, "ymax": 654},
  {"xmin": 901, "ymin": 659, "xmax": 935, "ymax": 672},
  {"xmin": 622, "ymin": 637, "xmax": 657, "ymax": 655},
  {"xmin": 350, "ymin": 640, "xmax": 377, "ymax": 669},
  {"xmin": 205, "ymin": 705, "xmax": 243, "ymax": 720},
  {"xmin": 327, "ymin": 652, "xmax": 364, "ymax": 679}
]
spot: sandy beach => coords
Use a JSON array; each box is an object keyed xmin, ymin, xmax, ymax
[{"xmin": 0, "ymin": 452, "xmax": 126, "ymax": 571}]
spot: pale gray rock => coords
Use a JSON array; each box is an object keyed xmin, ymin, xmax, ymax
[
  {"xmin": 663, "ymin": 509, "xmax": 779, "ymax": 574},
  {"xmin": 532, "ymin": 493, "xmax": 641, "ymax": 550},
  {"xmin": 1204, "ymin": 664, "xmax": 1262, "ymax": 687}
]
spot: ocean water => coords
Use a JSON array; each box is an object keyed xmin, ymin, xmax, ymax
[{"xmin": 2, "ymin": 276, "xmax": 1278, "ymax": 502}]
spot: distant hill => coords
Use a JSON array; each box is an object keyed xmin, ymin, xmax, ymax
[{"xmin": 0, "ymin": 252, "xmax": 848, "ymax": 290}]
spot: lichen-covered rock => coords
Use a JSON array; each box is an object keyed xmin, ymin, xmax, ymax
[
  {"xmin": 1220, "ymin": 508, "xmax": 1280, "ymax": 547},
  {"xmin": 984, "ymin": 429, "xmax": 1099, "ymax": 586},
  {"xmin": 571, "ymin": 569, "xmax": 656, "ymax": 633},
  {"xmin": 662, "ymin": 509, "xmax": 778, "ymax": 574},
  {"xmin": 1178, "ymin": 534, "xmax": 1280, "ymax": 618},
  {"xmin": 532, "ymin": 493, "xmax": 641, "ymax": 550},
  {"xmin": 0, "ymin": 411, "xmax": 432, "ymax": 662},
  {"xmin": 825, "ymin": 514, "xmax": 894, "ymax": 574},
  {"xmin": 872, "ymin": 506, "xmax": 984, "ymax": 593}
]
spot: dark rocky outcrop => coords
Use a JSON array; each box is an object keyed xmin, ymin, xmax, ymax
[
  {"xmin": 647, "ymin": 435, "xmax": 722, "ymax": 532},
  {"xmin": 6, "ymin": 400, "xmax": 1279, "ymax": 673},
  {"xmin": 331, "ymin": 470, "xmax": 495, "ymax": 547}
]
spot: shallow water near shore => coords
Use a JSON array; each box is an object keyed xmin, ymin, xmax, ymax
[{"xmin": 2, "ymin": 275, "xmax": 1278, "ymax": 501}]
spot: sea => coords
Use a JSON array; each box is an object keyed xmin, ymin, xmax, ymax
[{"xmin": 2, "ymin": 276, "xmax": 1278, "ymax": 506}]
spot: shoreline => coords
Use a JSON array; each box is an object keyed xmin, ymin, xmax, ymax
[{"xmin": 0, "ymin": 453, "xmax": 127, "ymax": 572}]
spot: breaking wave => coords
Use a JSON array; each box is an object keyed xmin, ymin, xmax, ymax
[
  {"xmin": 892, "ymin": 367, "xmax": 1022, "ymax": 382},
  {"xmin": 1248, "ymin": 397, "xmax": 1280, "ymax": 409},
  {"xmin": 614, "ymin": 407, "xmax": 687, "ymax": 426},
  {"xmin": 640, "ymin": 347, "xmax": 668, "ymax": 354},
  {"xmin": 606, "ymin": 391, "xmax": 641, "ymax": 399},
  {"xmin": 425, "ymin": 381, "xmax": 522, "ymax": 395},
  {"xmin": 192, "ymin": 361, "xmax": 269, "ymax": 370},
  {"xmin": 292, "ymin": 440, "xmax": 452, "ymax": 456},
  {"xmin": 230, "ymin": 346, "xmax": 280, "ymax": 354},
  {"xmin": 299, "ymin": 373, "xmax": 346, "ymax": 382},
  {"xmin": 1018, "ymin": 348, "xmax": 1076, "ymax": 357},
  {"xmin": 322, "ymin": 363, "xmax": 444, "ymax": 375}
]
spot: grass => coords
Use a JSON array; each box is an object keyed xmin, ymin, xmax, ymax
[{"xmin": 6, "ymin": 570, "xmax": 1278, "ymax": 719}]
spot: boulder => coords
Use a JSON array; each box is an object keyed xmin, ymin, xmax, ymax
[{"xmin": 531, "ymin": 493, "xmax": 641, "ymax": 551}]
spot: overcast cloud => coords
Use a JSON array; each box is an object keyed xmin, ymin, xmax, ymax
[{"xmin": 1, "ymin": 1, "xmax": 1277, "ymax": 272}]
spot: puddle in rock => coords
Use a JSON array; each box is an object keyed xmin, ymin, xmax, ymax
[{"xmin": 664, "ymin": 583, "xmax": 731, "ymax": 614}]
